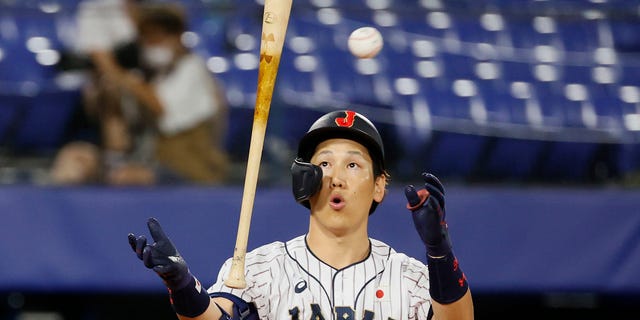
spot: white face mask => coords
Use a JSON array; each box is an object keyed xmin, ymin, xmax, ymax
[{"xmin": 142, "ymin": 45, "xmax": 174, "ymax": 69}]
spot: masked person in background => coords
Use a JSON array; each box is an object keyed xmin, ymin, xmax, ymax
[{"xmin": 90, "ymin": 2, "xmax": 230, "ymax": 185}]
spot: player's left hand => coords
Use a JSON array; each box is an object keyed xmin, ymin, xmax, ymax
[
  {"xmin": 404, "ymin": 172, "xmax": 452, "ymax": 258},
  {"xmin": 128, "ymin": 217, "xmax": 191, "ymax": 291}
]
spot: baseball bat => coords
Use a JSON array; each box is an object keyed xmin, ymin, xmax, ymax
[{"xmin": 224, "ymin": 0, "xmax": 293, "ymax": 289}]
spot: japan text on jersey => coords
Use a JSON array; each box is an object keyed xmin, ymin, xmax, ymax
[{"xmin": 210, "ymin": 236, "xmax": 434, "ymax": 320}]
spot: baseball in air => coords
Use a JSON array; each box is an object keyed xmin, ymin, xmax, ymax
[{"xmin": 348, "ymin": 27, "xmax": 383, "ymax": 59}]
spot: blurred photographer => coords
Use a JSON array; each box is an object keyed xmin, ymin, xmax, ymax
[
  {"xmin": 52, "ymin": 1, "xmax": 230, "ymax": 185},
  {"xmin": 91, "ymin": 2, "xmax": 230, "ymax": 184}
]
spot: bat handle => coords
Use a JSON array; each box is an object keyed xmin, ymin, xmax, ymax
[
  {"xmin": 223, "ymin": 120, "xmax": 267, "ymax": 289},
  {"xmin": 224, "ymin": 250, "xmax": 247, "ymax": 288}
]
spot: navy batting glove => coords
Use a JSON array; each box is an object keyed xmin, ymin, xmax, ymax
[
  {"xmin": 404, "ymin": 172, "xmax": 452, "ymax": 258},
  {"xmin": 128, "ymin": 217, "xmax": 191, "ymax": 291},
  {"xmin": 405, "ymin": 173, "xmax": 468, "ymax": 304}
]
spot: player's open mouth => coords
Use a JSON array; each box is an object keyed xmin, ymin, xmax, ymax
[{"xmin": 329, "ymin": 195, "xmax": 345, "ymax": 210}]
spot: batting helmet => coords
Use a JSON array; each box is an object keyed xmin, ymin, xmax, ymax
[{"xmin": 291, "ymin": 110, "xmax": 386, "ymax": 213}]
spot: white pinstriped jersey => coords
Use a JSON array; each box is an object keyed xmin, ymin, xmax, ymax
[{"xmin": 208, "ymin": 235, "xmax": 432, "ymax": 320}]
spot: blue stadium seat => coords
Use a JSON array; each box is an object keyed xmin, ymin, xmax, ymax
[
  {"xmin": 456, "ymin": 14, "xmax": 509, "ymax": 46},
  {"xmin": 268, "ymin": 104, "xmax": 323, "ymax": 150},
  {"xmin": 423, "ymin": 132, "xmax": 488, "ymax": 180},
  {"xmin": 475, "ymin": 79, "xmax": 515, "ymax": 124},
  {"xmin": 500, "ymin": 60, "xmax": 536, "ymax": 83},
  {"xmin": 609, "ymin": 20, "xmax": 640, "ymax": 52},
  {"xmin": 18, "ymin": 11, "xmax": 65, "ymax": 49},
  {"xmin": 321, "ymin": 46, "xmax": 392, "ymax": 104},
  {"xmin": 380, "ymin": 38, "xmax": 427, "ymax": 80},
  {"xmin": 616, "ymin": 85, "xmax": 640, "ymax": 127},
  {"xmin": 277, "ymin": 50, "xmax": 333, "ymax": 106},
  {"xmin": 287, "ymin": 18, "xmax": 334, "ymax": 48},
  {"xmin": 278, "ymin": 50, "xmax": 316, "ymax": 92},
  {"xmin": 217, "ymin": 53, "xmax": 259, "ymax": 108},
  {"xmin": 396, "ymin": 76, "xmax": 490, "ymax": 181},
  {"xmin": 188, "ymin": 11, "xmax": 227, "ymax": 56},
  {"xmin": 401, "ymin": 12, "xmax": 458, "ymax": 39},
  {"xmin": 588, "ymin": 83, "xmax": 624, "ymax": 131},
  {"xmin": 320, "ymin": 47, "xmax": 357, "ymax": 99},
  {"xmin": 409, "ymin": 76, "xmax": 451, "ymax": 119},
  {"xmin": 0, "ymin": 39, "xmax": 50, "ymax": 83},
  {"xmin": 530, "ymin": 82, "xmax": 568, "ymax": 128},
  {"xmin": 561, "ymin": 64, "xmax": 596, "ymax": 84},
  {"xmin": 12, "ymin": 89, "xmax": 80, "ymax": 154},
  {"xmin": 224, "ymin": 12, "xmax": 262, "ymax": 53},
  {"xmin": 223, "ymin": 106, "xmax": 254, "ymax": 160},
  {"xmin": 557, "ymin": 83, "xmax": 598, "ymax": 129},
  {"xmin": 443, "ymin": 78, "xmax": 487, "ymax": 122},
  {"xmin": 0, "ymin": 12, "xmax": 62, "ymax": 83},
  {"xmin": 507, "ymin": 18, "xmax": 558, "ymax": 49},
  {"xmin": 504, "ymin": 81, "xmax": 541, "ymax": 126},
  {"xmin": 389, "ymin": 91, "xmax": 431, "ymax": 149},
  {"xmin": 619, "ymin": 64, "xmax": 640, "ymax": 87},
  {"xmin": 557, "ymin": 20, "xmax": 601, "ymax": 52},
  {"xmin": 441, "ymin": 52, "xmax": 477, "ymax": 80}
]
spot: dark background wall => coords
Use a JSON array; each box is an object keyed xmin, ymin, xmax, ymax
[{"xmin": 0, "ymin": 186, "xmax": 638, "ymax": 319}]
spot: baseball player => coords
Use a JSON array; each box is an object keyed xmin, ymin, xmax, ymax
[{"xmin": 128, "ymin": 110, "xmax": 474, "ymax": 319}]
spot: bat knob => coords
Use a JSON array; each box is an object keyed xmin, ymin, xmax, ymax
[{"xmin": 224, "ymin": 275, "xmax": 247, "ymax": 289}]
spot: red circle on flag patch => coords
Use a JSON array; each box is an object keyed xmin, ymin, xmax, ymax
[{"xmin": 376, "ymin": 289, "xmax": 384, "ymax": 298}]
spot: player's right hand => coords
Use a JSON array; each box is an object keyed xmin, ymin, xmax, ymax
[{"xmin": 128, "ymin": 217, "xmax": 191, "ymax": 291}]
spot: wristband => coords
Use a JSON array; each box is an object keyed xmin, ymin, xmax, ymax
[
  {"xmin": 169, "ymin": 275, "xmax": 210, "ymax": 317},
  {"xmin": 427, "ymin": 252, "xmax": 468, "ymax": 304}
]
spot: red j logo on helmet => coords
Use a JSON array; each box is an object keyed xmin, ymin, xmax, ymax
[{"xmin": 335, "ymin": 110, "xmax": 356, "ymax": 128}]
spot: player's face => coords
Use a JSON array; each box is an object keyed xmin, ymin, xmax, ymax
[{"xmin": 308, "ymin": 138, "xmax": 385, "ymax": 236}]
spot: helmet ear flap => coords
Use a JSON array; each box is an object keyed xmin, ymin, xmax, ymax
[{"xmin": 291, "ymin": 158, "xmax": 323, "ymax": 208}]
